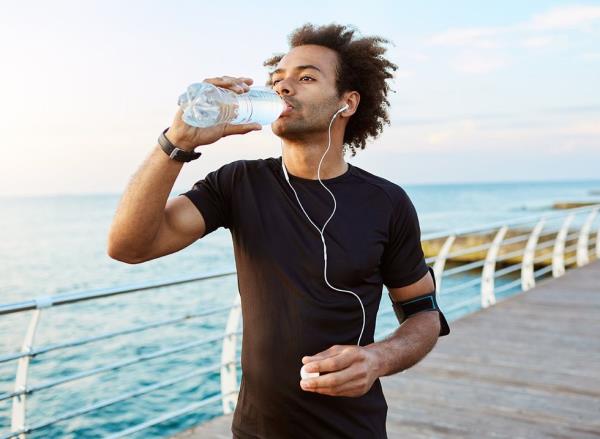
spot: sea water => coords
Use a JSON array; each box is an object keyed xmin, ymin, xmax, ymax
[{"xmin": 1, "ymin": 179, "xmax": 599, "ymax": 438}]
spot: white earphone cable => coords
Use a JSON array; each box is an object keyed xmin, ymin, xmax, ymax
[{"xmin": 281, "ymin": 106, "xmax": 366, "ymax": 346}]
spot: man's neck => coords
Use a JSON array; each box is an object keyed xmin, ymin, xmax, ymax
[{"xmin": 281, "ymin": 136, "xmax": 347, "ymax": 180}]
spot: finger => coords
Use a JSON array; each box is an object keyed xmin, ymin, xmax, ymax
[
  {"xmin": 222, "ymin": 123, "xmax": 262, "ymax": 137},
  {"xmin": 306, "ymin": 379, "xmax": 365, "ymax": 397},
  {"xmin": 304, "ymin": 351, "xmax": 355, "ymax": 374},
  {"xmin": 302, "ymin": 345, "xmax": 347, "ymax": 364},
  {"xmin": 301, "ymin": 366, "xmax": 356, "ymax": 391},
  {"xmin": 204, "ymin": 76, "xmax": 251, "ymax": 93}
]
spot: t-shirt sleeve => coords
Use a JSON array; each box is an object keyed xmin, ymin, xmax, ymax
[
  {"xmin": 381, "ymin": 189, "xmax": 429, "ymax": 288},
  {"xmin": 178, "ymin": 162, "xmax": 236, "ymax": 236}
]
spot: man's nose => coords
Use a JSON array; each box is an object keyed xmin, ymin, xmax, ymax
[{"xmin": 273, "ymin": 79, "xmax": 294, "ymax": 96}]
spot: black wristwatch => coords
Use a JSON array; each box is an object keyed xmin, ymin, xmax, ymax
[{"xmin": 158, "ymin": 128, "xmax": 202, "ymax": 162}]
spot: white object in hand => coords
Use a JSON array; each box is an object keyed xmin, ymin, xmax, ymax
[{"xmin": 300, "ymin": 365, "xmax": 320, "ymax": 379}]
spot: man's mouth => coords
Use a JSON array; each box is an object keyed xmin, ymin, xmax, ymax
[{"xmin": 280, "ymin": 101, "xmax": 295, "ymax": 117}]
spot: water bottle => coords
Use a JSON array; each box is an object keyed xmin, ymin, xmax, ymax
[{"xmin": 177, "ymin": 82, "xmax": 286, "ymax": 128}]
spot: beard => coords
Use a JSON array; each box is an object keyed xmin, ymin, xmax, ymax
[{"xmin": 271, "ymin": 96, "xmax": 340, "ymax": 141}]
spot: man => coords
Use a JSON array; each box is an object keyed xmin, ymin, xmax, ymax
[{"xmin": 108, "ymin": 23, "xmax": 449, "ymax": 439}]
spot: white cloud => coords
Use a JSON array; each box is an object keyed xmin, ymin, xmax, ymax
[
  {"xmin": 393, "ymin": 49, "xmax": 430, "ymax": 63},
  {"xmin": 521, "ymin": 35, "xmax": 558, "ymax": 48},
  {"xmin": 581, "ymin": 52, "xmax": 600, "ymax": 60},
  {"xmin": 528, "ymin": 5, "xmax": 600, "ymax": 31},
  {"xmin": 426, "ymin": 119, "xmax": 478, "ymax": 146},
  {"xmin": 427, "ymin": 4, "xmax": 600, "ymax": 60},
  {"xmin": 427, "ymin": 27, "xmax": 504, "ymax": 48},
  {"xmin": 453, "ymin": 51, "xmax": 509, "ymax": 74},
  {"xmin": 561, "ymin": 118, "xmax": 600, "ymax": 135}
]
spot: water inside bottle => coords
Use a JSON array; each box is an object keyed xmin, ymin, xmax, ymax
[
  {"xmin": 232, "ymin": 87, "xmax": 286, "ymax": 125},
  {"xmin": 178, "ymin": 83, "xmax": 235, "ymax": 128},
  {"xmin": 178, "ymin": 83, "xmax": 285, "ymax": 127}
]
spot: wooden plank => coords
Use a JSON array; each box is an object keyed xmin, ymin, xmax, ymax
[{"xmin": 173, "ymin": 260, "xmax": 600, "ymax": 438}]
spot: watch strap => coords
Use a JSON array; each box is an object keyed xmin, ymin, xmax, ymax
[{"xmin": 158, "ymin": 128, "xmax": 202, "ymax": 162}]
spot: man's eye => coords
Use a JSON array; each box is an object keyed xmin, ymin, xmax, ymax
[{"xmin": 272, "ymin": 76, "xmax": 313, "ymax": 85}]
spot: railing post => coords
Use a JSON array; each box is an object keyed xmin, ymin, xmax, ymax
[
  {"xmin": 220, "ymin": 293, "xmax": 241, "ymax": 415},
  {"xmin": 522, "ymin": 218, "xmax": 545, "ymax": 291},
  {"xmin": 433, "ymin": 235, "xmax": 455, "ymax": 293},
  {"xmin": 596, "ymin": 225, "xmax": 600, "ymax": 259},
  {"xmin": 576, "ymin": 208, "xmax": 598, "ymax": 267},
  {"xmin": 11, "ymin": 308, "xmax": 45, "ymax": 438},
  {"xmin": 553, "ymin": 214, "xmax": 575, "ymax": 278},
  {"xmin": 481, "ymin": 226, "xmax": 508, "ymax": 308}
]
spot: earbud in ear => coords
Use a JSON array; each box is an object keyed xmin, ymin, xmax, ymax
[{"xmin": 340, "ymin": 104, "xmax": 349, "ymax": 112}]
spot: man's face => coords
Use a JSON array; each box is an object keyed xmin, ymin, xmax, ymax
[{"xmin": 270, "ymin": 45, "xmax": 342, "ymax": 140}]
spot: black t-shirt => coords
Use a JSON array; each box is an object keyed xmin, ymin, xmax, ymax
[{"xmin": 180, "ymin": 156, "xmax": 429, "ymax": 438}]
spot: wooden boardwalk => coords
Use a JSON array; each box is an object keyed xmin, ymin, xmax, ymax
[{"xmin": 175, "ymin": 261, "xmax": 600, "ymax": 438}]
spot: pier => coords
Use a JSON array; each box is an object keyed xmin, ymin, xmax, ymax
[
  {"xmin": 2, "ymin": 204, "xmax": 598, "ymax": 438},
  {"xmin": 174, "ymin": 260, "xmax": 600, "ymax": 438}
]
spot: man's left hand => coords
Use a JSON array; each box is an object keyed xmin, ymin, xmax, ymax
[{"xmin": 300, "ymin": 345, "xmax": 380, "ymax": 397}]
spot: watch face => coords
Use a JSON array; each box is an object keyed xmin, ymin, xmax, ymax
[
  {"xmin": 172, "ymin": 149, "xmax": 189, "ymax": 162},
  {"xmin": 172, "ymin": 148, "xmax": 200, "ymax": 162}
]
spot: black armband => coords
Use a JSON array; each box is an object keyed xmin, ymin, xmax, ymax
[{"xmin": 388, "ymin": 266, "xmax": 450, "ymax": 336}]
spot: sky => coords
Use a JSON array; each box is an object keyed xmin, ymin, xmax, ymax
[{"xmin": 0, "ymin": 0, "xmax": 599, "ymax": 196}]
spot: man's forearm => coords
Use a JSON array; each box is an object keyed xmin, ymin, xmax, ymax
[{"xmin": 366, "ymin": 311, "xmax": 441, "ymax": 377}]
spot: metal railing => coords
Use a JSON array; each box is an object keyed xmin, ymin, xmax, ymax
[{"xmin": 1, "ymin": 204, "xmax": 598, "ymax": 438}]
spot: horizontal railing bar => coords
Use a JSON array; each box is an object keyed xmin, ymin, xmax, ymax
[
  {"xmin": 533, "ymin": 264, "xmax": 554, "ymax": 277},
  {"xmin": 534, "ymin": 240, "xmax": 558, "ymax": 252},
  {"xmin": 495, "ymin": 248, "xmax": 526, "ymax": 263},
  {"xmin": 498, "ymin": 233, "xmax": 534, "ymax": 246},
  {"xmin": 494, "ymin": 262, "xmax": 523, "ymax": 278},
  {"xmin": 564, "ymin": 243, "xmax": 579, "ymax": 253},
  {"xmin": 421, "ymin": 204, "xmax": 599, "ymax": 241},
  {"xmin": 533, "ymin": 232, "xmax": 579, "ymax": 254},
  {"xmin": 563, "ymin": 232, "xmax": 582, "ymax": 243},
  {"xmin": 0, "ymin": 304, "xmax": 238, "ymax": 364},
  {"xmin": 104, "ymin": 391, "xmax": 237, "ymax": 439},
  {"xmin": 1, "ymin": 360, "xmax": 241, "ymax": 438},
  {"xmin": 564, "ymin": 255, "xmax": 578, "ymax": 265},
  {"xmin": 424, "ymin": 255, "xmax": 438, "ymax": 265},
  {"xmin": 443, "ymin": 259, "xmax": 485, "ymax": 276},
  {"xmin": 440, "ymin": 277, "xmax": 482, "ymax": 295},
  {"xmin": 494, "ymin": 278, "xmax": 523, "ymax": 294},
  {"xmin": 0, "ymin": 269, "xmax": 237, "ymax": 316},
  {"xmin": 0, "ymin": 331, "xmax": 242, "ymax": 401},
  {"xmin": 445, "ymin": 241, "xmax": 493, "ymax": 259}
]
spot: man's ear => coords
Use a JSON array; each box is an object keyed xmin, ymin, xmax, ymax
[{"xmin": 341, "ymin": 91, "xmax": 360, "ymax": 116}]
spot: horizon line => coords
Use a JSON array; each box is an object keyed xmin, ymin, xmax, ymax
[{"xmin": 2, "ymin": 177, "xmax": 600, "ymax": 199}]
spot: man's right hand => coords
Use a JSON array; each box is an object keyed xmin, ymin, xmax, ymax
[{"xmin": 166, "ymin": 76, "xmax": 262, "ymax": 151}]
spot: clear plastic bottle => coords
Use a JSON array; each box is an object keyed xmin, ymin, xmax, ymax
[{"xmin": 177, "ymin": 82, "xmax": 286, "ymax": 128}]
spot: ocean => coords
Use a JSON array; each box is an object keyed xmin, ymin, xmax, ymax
[{"xmin": 1, "ymin": 178, "xmax": 599, "ymax": 438}]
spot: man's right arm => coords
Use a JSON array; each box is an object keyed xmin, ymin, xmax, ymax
[
  {"xmin": 107, "ymin": 76, "xmax": 261, "ymax": 264},
  {"xmin": 107, "ymin": 143, "xmax": 205, "ymax": 264}
]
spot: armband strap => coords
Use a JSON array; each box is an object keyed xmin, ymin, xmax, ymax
[{"xmin": 388, "ymin": 266, "xmax": 450, "ymax": 336}]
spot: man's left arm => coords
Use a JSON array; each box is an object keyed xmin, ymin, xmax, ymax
[
  {"xmin": 369, "ymin": 268, "xmax": 441, "ymax": 376},
  {"xmin": 300, "ymin": 270, "xmax": 442, "ymax": 397}
]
